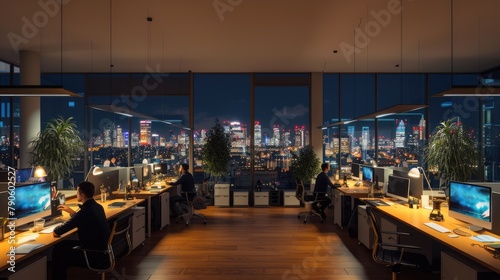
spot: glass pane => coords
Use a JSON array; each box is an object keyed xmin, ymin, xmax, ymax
[{"xmin": 254, "ymin": 84, "xmax": 310, "ymax": 192}]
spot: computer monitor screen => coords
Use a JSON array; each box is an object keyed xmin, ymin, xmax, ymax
[
  {"xmin": 373, "ymin": 166, "xmax": 393, "ymax": 189},
  {"xmin": 14, "ymin": 182, "xmax": 52, "ymax": 227},
  {"xmin": 448, "ymin": 181, "xmax": 492, "ymax": 230},
  {"xmin": 16, "ymin": 168, "xmax": 32, "ymax": 183},
  {"xmin": 362, "ymin": 165, "xmax": 374, "ymax": 186},
  {"xmin": 88, "ymin": 169, "xmax": 120, "ymax": 195},
  {"xmin": 392, "ymin": 169, "xmax": 424, "ymax": 198},
  {"xmin": 0, "ymin": 191, "xmax": 8, "ymax": 218},
  {"xmin": 351, "ymin": 163, "xmax": 361, "ymax": 180},
  {"xmin": 386, "ymin": 175, "xmax": 410, "ymax": 202}
]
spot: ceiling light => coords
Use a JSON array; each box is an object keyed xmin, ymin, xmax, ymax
[{"xmin": 0, "ymin": 85, "xmax": 80, "ymax": 97}]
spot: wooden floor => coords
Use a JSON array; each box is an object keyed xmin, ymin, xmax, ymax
[{"xmin": 64, "ymin": 206, "xmax": 441, "ymax": 280}]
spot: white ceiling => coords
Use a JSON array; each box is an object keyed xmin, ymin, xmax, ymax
[{"xmin": 1, "ymin": 0, "xmax": 500, "ymax": 74}]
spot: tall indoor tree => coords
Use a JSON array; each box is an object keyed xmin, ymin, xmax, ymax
[
  {"xmin": 202, "ymin": 118, "xmax": 231, "ymax": 181},
  {"xmin": 29, "ymin": 116, "xmax": 84, "ymax": 182}
]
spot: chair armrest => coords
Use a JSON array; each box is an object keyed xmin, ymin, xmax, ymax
[
  {"xmin": 72, "ymin": 246, "xmax": 108, "ymax": 254},
  {"xmin": 380, "ymin": 230, "xmax": 411, "ymax": 236},
  {"xmin": 378, "ymin": 242, "xmax": 422, "ymax": 251}
]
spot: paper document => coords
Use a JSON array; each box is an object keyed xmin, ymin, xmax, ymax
[{"xmin": 470, "ymin": 234, "xmax": 500, "ymax": 243}]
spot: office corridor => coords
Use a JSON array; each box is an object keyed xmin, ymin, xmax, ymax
[{"xmin": 64, "ymin": 206, "xmax": 440, "ymax": 280}]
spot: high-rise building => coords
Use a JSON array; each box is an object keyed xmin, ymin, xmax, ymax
[
  {"xmin": 140, "ymin": 120, "xmax": 152, "ymax": 146},
  {"xmin": 294, "ymin": 125, "xmax": 305, "ymax": 147},
  {"xmin": 272, "ymin": 125, "xmax": 281, "ymax": 146},
  {"xmin": 230, "ymin": 121, "xmax": 245, "ymax": 154},
  {"xmin": 103, "ymin": 128, "xmax": 112, "ymax": 147},
  {"xmin": 115, "ymin": 125, "xmax": 124, "ymax": 148},
  {"xmin": 418, "ymin": 115, "xmax": 426, "ymax": 140},
  {"xmin": 395, "ymin": 119, "xmax": 406, "ymax": 148},
  {"xmin": 254, "ymin": 121, "xmax": 261, "ymax": 147},
  {"xmin": 361, "ymin": 127, "xmax": 370, "ymax": 160}
]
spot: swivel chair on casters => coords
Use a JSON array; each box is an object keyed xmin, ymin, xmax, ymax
[
  {"xmin": 365, "ymin": 206, "xmax": 431, "ymax": 280},
  {"xmin": 73, "ymin": 212, "xmax": 133, "ymax": 280},
  {"xmin": 176, "ymin": 192, "xmax": 207, "ymax": 226},
  {"xmin": 295, "ymin": 179, "xmax": 324, "ymax": 223}
]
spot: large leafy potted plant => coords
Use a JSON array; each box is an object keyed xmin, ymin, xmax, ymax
[
  {"xmin": 202, "ymin": 118, "xmax": 231, "ymax": 182},
  {"xmin": 424, "ymin": 117, "xmax": 478, "ymax": 186},
  {"xmin": 28, "ymin": 116, "xmax": 84, "ymax": 182},
  {"xmin": 291, "ymin": 145, "xmax": 321, "ymax": 186}
]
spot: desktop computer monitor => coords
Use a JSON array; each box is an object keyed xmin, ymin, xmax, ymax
[
  {"xmin": 13, "ymin": 182, "xmax": 52, "ymax": 227},
  {"xmin": 88, "ymin": 169, "xmax": 120, "ymax": 196},
  {"xmin": 361, "ymin": 165, "xmax": 374, "ymax": 186},
  {"xmin": 386, "ymin": 175, "xmax": 410, "ymax": 202},
  {"xmin": 16, "ymin": 168, "xmax": 33, "ymax": 183},
  {"xmin": 448, "ymin": 181, "xmax": 492, "ymax": 230},
  {"xmin": 351, "ymin": 163, "xmax": 361, "ymax": 181},
  {"xmin": 392, "ymin": 169, "xmax": 424, "ymax": 198},
  {"xmin": 373, "ymin": 166, "xmax": 394, "ymax": 189}
]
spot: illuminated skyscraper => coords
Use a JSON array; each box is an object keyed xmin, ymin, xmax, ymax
[
  {"xmin": 361, "ymin": 127, "xmax": 370, "ymax": 160},
  {"xmin": 140, "ymin": 120, "xmax": 152, "ymax": 146},
  {"xmin": 103, "ymin": 128, "xmax": 112, "ymax": 147},
  {"xmin": 254, "ymin": 121, "xmax": 262, "ymax": 147},
  {"xmin": 230, "ymin": 121, "xmax": 245, "ymax": 154},
  {"xmin": 273, "ymin": 125, "xmax": 281, "ymax": 146},
  {"xmin": 115, "ymin": 125, "xmax": 124, "ymax": 148},
  {"xmin": 418, "ymin": 115, "xmax": 426, "ymax": 140},
  {"xmin": 294, "ymin": 126, "xmax": 305, "ymax": 147},
  {"xmin": 395, "ymin": 119, "xmax": 406, "ymax": 148}
]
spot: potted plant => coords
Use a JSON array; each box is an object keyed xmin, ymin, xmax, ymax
[
  {"xmin": 424, "ymin": 117, "xmax": 478, "ymax": 186},
  {"xmin": 291, "ymin": 145, "xmax": 321, "ymax": 186},
  {"xmin": 28, "ymin": 116, "xmax": 84, "ymax": 183},
  {"xmin": 202, "ymin": 118, "xmax": 231, "ymax": 182}
]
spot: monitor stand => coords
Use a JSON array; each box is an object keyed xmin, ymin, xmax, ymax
[{"xmin": 468, "ymin": 225, "xmax": 483, "ymax": 232}]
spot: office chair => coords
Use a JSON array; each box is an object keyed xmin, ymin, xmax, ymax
[
  {"xmin": 365, "ymin": 206, "xmax": 431, "ymax": 280},
  {"xmin": 73, "ymin": 212, "xmax": 133, "ymax": 280},
  {"xmin": 295, "ymin": 179, "xmax": 323, "ymax": 223},
  {"xmin": 176, "ymin": 192, "xmax": 207, "ymax": 226}
]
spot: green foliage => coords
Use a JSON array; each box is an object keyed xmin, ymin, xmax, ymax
[
  {"xmin": 29, "ymin": 116, "xmax": 84, "ymax": 181},
  {"xmin": 291, "ymin": 145, "xmax": 321, "ymax": 183},
  {"xmin": 424, "ymin": 117, "xmax": 478, "ymax": 182},
  {"xmin": 202, "ymin": 119, "xmax": 231, "ymax": 179}
]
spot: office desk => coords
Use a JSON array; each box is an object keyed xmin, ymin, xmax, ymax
[
  {"xmin": 114, "ymin": 184, "xmax": 177, "ymax": 237},
  {"xmin": 367, "ymin": 200, "xmax": 500, "ymax": 275},
  {"xmin": 333, "ymin": 181, "xmax": 370, "ymax": 227},
  {"xmin": 0, "ymin": 198, "xmax": 144, "ymax": 275}
]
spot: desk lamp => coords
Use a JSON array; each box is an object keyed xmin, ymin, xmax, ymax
[
  {"xmin": 34, "ymin": 166, "xmax": 47, "ymax": 178},
  {"xmin": 85, "ymin": 165, "xmax": 103, "ymax": 181},
  {"xmin": 408, "ymin": 167, "xmax": 444, "ymax": 221}
]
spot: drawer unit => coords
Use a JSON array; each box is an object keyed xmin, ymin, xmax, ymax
[
  {"xmin": 283, "ymin": 191, "xmax": 300, "ymax": 206},
  {"xmin": 214, "ymin": 184, "xmax": 230, "ymax": 206},
  {"xmin": 254, "ymin": 191, "xmax": 269, "ymax": 206},
  {"xmin": 130, "ymin": 206, "xmax": 146, "ymax": 250},
  {"xmin": 233, "ymin": 191, "xmax": 249, "ymax": 206},
  {"xmin": 357, "ymin": 205, "xmax": 373, "ymax": 249}
]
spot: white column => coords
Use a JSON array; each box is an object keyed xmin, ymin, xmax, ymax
[
  {"xmin": 19, "ymin": 50, "xmax": 41, "ymax": 169},
  {"xmin": 311, "ymin": 72, "xmax": 323, "ymax": 160}
]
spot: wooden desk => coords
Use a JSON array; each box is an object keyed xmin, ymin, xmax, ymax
[
  {"xmin": 0, "ymin": 198, "xmax": 144, "ymax": 274},
  {"xmin": 332, "ymin": 180, "xmax": 370, "ymax": 227},
  {"xmin": 113, "ymin": 184, "xmax": 176, "ymax": 237},
  {"xmin": 368, "ymin": 201, "xmax": 500, "ymax": 275}
]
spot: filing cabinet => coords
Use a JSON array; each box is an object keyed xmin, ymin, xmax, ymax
[
  {"xmin": 254, "ymin": 191, "xmax": 269, "ymax": 206},
  {"xmin": 214, "ymin": 184, "xmax": 230, "ymax": 206},
  {"xmin": 130, "ymin": 206, "xmax": 146, "ymax": 250}
]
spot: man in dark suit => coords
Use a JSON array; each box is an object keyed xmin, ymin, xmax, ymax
[
  {"xmin": 168, "ymin": 164, "xmax": 196, "ymax": 217},
  {"xmin": 313, "ymin": 163, "xmax": 336, "ymax": 218},
  {"xmin": 52, "ymin": 181, "xmax": 111, "ymax": 280}
]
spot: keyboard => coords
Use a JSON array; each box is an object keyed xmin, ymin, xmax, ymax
[
  {"xmin": 16, "ymin": 233, "xmax": 39, "ymax": 244},
  {"xmin": 40, "ymin": 223, "xmax": 63, "ymax": 234},
  {"xmin": 424, "ymin": 222, "xmax": 451, "ymax": 233}
]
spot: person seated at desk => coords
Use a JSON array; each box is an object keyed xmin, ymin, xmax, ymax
[
  {"xmin": 168, "ymin": 163, "xmax": 196, "ymax": 217},
  {"xmin": 51, "ymin": 181, "xmax": 111, "ymax": 280},
  {"xmin": 313, "ymin": 163, "xmax": 337, "ymax": 218}
]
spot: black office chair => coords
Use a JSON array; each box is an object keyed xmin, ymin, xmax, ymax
[
  {"xmin": 295, "ymin": 179, "xmax": 323, "ymax": 223},
  {"xmin": 73, "ymin": 212, "xmax": 133, "ymax": 280},
  {"xmin": 176, "ymin": 192, "xmax": 207, "ymax": 226},
  {"xmin": 365, "ymin": 206, "xmax": 431, "ymax": 280}
]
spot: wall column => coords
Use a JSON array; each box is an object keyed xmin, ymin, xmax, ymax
[
  {"xmin": 19, "ymin": 50, "xmax": 41, "ymax": 169},
  {"xmin": 311, "ymin": 72, "xmax": 323, "ymax": 161}
]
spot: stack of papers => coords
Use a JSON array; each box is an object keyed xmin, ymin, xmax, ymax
[
  {"xmin": 14, "ymin": 243, "xmax": 45, "ymax": 254},
  {"xmin": 470, "ymin": 234, "xmax": 500, "ymax": 243}
]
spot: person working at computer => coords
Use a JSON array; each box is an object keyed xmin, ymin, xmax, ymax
[
  {"xmin": 168, "ymin": 164, "xmax": 196, "ymax": 217},
  {"xmin": 313, "ymin": 163, "xmax": 336, "ymax": 218},
  {"xmin": 51, "ymin": 181, "xmax": 111, "ymax": 280}
]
